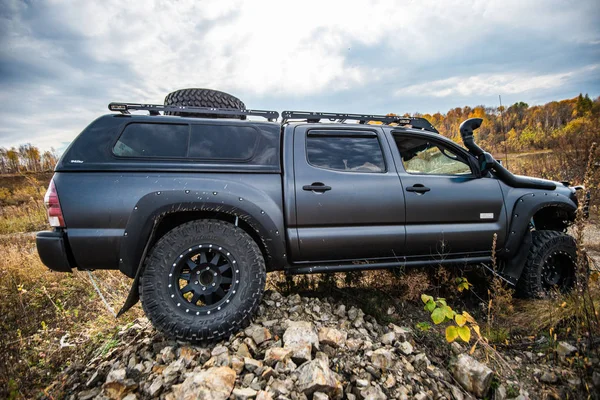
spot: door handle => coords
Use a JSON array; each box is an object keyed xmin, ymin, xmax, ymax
[
  {"xmin": 406, "ymin": 184, "xmax": 430, "ymax": 194},
  {"xmin": 303, "ymin": 182, "xmax": 332, "ymax": 192}
]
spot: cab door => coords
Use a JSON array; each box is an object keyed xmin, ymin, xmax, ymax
[
  {"xmin": 289, "ymin": 125, "xmax": 406, "ymax": 262},
  {"xmin": 390, "ymin": 132, "xmax": 506, "ymax": 256}
]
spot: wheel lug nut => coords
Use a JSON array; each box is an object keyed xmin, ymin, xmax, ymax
[
  {"xmin": 213, "ymin": 272, "xmax": 217, "ymax": 276},
  {"xmin": 212, "ymin": 283, "xmax": 216, "ymax": 286},
  {"xmin": 195, "ymin": 281, "xmax": 199, "ymax": 284}
]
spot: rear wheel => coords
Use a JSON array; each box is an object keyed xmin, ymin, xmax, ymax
[
  {"xmin": 164, "ymin": 88, "xmax": 246, "ymax": 119},
  {"xmin": 516, "ymin": 230, "xmax": 578, "ymax": 298},
  {"xmin": 140, "ymin": 220, "xmax": 265, "ymax": 342}
]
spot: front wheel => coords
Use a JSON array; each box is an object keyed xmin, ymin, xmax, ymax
[
  {"xmin": 516, "ymin": 230, "xmax": 578, "ymax": 298},
  {"xmin": 140, "ymin": 219, "xmax": 265, "ymax": 342}
]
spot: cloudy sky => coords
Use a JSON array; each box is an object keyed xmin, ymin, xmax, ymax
[{"xmin": 1, "ymin": 0, "xmax": 599, "ymax": 151}]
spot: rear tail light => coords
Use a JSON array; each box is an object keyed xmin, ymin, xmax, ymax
[{"xmin": 44, "ymin": 179, "xmax": 66, "ymax": 228}]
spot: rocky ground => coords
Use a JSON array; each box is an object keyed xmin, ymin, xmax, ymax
[{"xmin": 48, "ymin": 291, "xmax": 599, "ymax": 400}]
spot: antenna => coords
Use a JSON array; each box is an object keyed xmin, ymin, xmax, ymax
[{"xmin": 498, "ymin": 95, "xmax": 508, "ymax": 169}]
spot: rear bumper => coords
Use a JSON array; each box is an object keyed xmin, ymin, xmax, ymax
[{"xmin": 36, "ymin": 231, "xmax": 73, "ymax": 272}]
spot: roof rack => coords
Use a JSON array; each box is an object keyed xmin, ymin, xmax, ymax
[
  {"xmin": 108, "ymin": 102, "xmax": 279, "ymax": 121},
  {"xmin": 281, "ymin": 110, "xmax": 439, "ymax": 133}
]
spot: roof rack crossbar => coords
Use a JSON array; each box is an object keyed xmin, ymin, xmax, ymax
[
  {"xmin": 281, "ymin": 110, "xmax": 439, "ymax": 133},
  {"xmin": 108, "ymin": 102, "xmax": 279, "ymax": 121}
]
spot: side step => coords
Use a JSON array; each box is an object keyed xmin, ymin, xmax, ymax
[{"xmin": 287, "ymin": 256, "xmax": 492, "ymax": 275}]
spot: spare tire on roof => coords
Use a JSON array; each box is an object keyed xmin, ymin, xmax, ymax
[{"xmin": 164, "ymin": 88, "xmax": 246, "ymax": 119}]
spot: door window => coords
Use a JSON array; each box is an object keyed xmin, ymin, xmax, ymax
[
  {"xmin": 394, "ymin": 136, "xmax": 472, "ymax": 175},
  {"xmin": 306, "ymin": 132, "xmax": 385, "ymax": 173}
]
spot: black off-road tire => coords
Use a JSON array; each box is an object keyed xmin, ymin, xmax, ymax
[
  {"xmin": 164, "ymin": 88, "xmax": 246, "ymax": 119},
  {"xmin": 139, "ymin": 219, "xmax": 265, "ymax": 342},
  {"xmin": 516, "ymin": 230, "xmax": 577, "ymax": 298}
]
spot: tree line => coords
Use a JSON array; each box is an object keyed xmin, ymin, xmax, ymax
[
  {"xmin": 415, "ymin": 93, "xmax": 599, "ymax": 154},
  {"xmin": 0, "ymin": 144, "xmax": 58, "ymax": 174}
]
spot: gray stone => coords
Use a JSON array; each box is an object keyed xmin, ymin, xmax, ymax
[
  {"xmin": 397, "ymin": 341, "xmax": 413, "ymax": 356},
  {"xmin": 450, "ymin": 384, "xmax": 464, "ymax": 400},
  {"xmin": 231, "ymin": 356, "xmax": 245, "ymax": 374},
  {"xmin": 348, "ymin": 307, "xmax": 359, "ymax": 321},
  {"xmin": 163, "ymin": 359, "xmax": 185, "ymax": 384},
  {"xmin": 172, "ymin": 366, "xmax": 236, "ymax": 400},
  {"xmin": 256, "ymin": 391, "xmax": 273, "ymax": 400},
  {"xmin": 388, "ymin": 324, "xmax": 411, "ymax": 342},
  {"xmin": 160, "ymin": 346, "xmax": 176, "ymax": 364},
  {"xmin": 313, "ymin": 393, "xmax": 329, "ymax": 400},
  {"xmin": 105, "ymin": 368, "xmax": 126, "ymax": 383},
  {"xmin": 244, "ymin": 357, "xmax": 263, "ymax": 373},
  {"xmin": 449, "ymin": 354, "xmax": 493, "ymax": 398},
  {"xmin": 245, "ymin": 325, "xmax": 273, "ymax": 345},
  {"xmin": 211, "ymin": 344, "xmax": 229, "ymax": 357},
  {"xmin": 380, "ymin": 332, "xmax": 396, "ymax": 345},
  {"xmin": 238, "ymin": 342, "xmax": 253, "ymax": 358},
  {"xmin": 242, "ymin": 373, "xmax": 255, "ymax": 387},
  {"xmin": 318, "ymin": 327, "xmax": 347, "ymax": 348},
  {"xmin": 414, "ymin": 392, "xmax": 427, "ymax": 400},
  {"xmin": 356, "ymin": 379, "xmax": 369, "ymax": 388},
  {"xmin": 334, "ymin": 304, "xmax": 346, "ymax": 317},
  {"xmin": 86, "ymin": 371, "xmax": 102, "ymax": 387},
  {"xmin": 295, "ymin": 358, "xmax": 341, "ymax": 396},
  {"xmin": 556, "ymin": 341, "xmax": 577, "ymax": 357},
  {"xmin": 147, "ymin": 376, "xmax": 163, "ymax": 397},
  {"xmin": 233, "ymin": 387, "xmax": 258, "ymax": 399},
  {"xmin": 178, "ymin": 346, "xmax": 198, "ymax": 367},
  {"xmin": 494, "ymin": 384, "xmax": 507, "ymax": 400},
  {"xmin": 264, "ymin": 347, "xmax": 293, "ymax": 366},
  {"xmin": 540, "ymin": 371, "xmax": 558, "ymax": 384},
  {"xmin": 77, "ymin": 388, "xmax": 100, "ymax": 400},
  {"xmin": 371, "ymin": 348, "xmax": 394, "ymax": 371},
  {"xmin": 359, "ymin": 385, "xmax": 386, "ymax": 400},
  {"xmin": 283, "ymin": 321, "xmax": 319, "ymax": 363},
  {"xmin": 271, "ymin": 378, "xmax": 293, "ymax": 396},
  {"xmin": 413, "ymin": 353, "xmax": 430, "ymax": 369},
  {"xmin": 346, "ymin": 338, "xmax": 363, "ymax": 351}
]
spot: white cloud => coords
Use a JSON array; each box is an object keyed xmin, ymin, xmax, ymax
[
  {"xmin": 394, "ymin": 65, "xmax": 600, "ymax": 98},
  {"xmin": 8, "ymin": 0, "xmax": 598, "ymax": 99}
]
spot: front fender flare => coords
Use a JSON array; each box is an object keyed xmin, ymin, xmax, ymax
[{"xmin": 499, "ymin": 192, "xmax": 576, "ymax": 282}]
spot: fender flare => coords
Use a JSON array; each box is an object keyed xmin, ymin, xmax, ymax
[
  {"xmin": 117, "ymin": 189, "xmax": 287, "ymax": 278},
  {"xmin": 499, "ymin": 192, "xmax": 576, "ymax": 282}
]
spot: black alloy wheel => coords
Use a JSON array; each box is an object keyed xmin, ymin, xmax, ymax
[{"xmin": 169, "ymin": 244, "xmax": 240, "ymax": 315}]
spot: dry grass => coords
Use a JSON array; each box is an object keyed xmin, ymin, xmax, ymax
[
  {"xmin": 510, "ymin": 281, "xmax": 600, "ymax": 334},
  {"xmin": 0, "ymin": 235, "xmax": 140, "ymax": 399},
  {"xmin": 0, "ymin": 174, "xmax": 49, "ymax": 235},
  {"xmin": 0, "ymin": 200, "xmax": 48, "ymax": 234}
]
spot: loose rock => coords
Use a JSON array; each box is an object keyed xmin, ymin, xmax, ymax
[
  {"xmin": 450, "ymin": 354, "xmax": 493, "ymax": 398},
  {"xmin": 173, "ymin": 366, "xmax": 236, "ymax": 400}
]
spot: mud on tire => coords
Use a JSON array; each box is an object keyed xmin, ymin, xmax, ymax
[
  {"xmin": 516, "ymin": 230, "xmax": 578, "ymax": 298},
  {"xmin": 164, "ymin": 88, "xmax": 246, "ymax": 119},
  {"xmin": 139, "ymin": 219, "xmax": 265, "ymax": 342}
]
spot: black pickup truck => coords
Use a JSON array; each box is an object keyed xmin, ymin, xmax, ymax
[{"xmin": 37, "ymin": 88, "xmax": 587, "ymax": 342}]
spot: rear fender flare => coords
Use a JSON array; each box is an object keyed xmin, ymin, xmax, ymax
[{"xmin": 118, "ymin": 190, "xmax": 286, "ymax": 278}]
